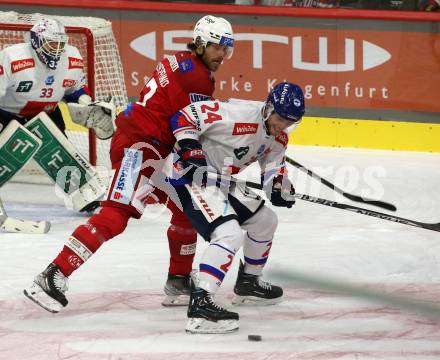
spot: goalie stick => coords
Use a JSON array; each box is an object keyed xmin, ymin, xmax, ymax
[
  {"xmin": 285, "ymin": 156, "xmax": 397, "ymax": 212},
  {"xmin": 0, "ymin": 198, "xmax": 50, "ymax": 234},
  {"xmin": 240, "ymin": 180, "xmax": 440, "ymax": 233}
]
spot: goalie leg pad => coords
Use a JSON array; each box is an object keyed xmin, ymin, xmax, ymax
[
  {"xmin": 0, "ymin": 199, "xmax": 50, "ymax": 234},
  {"xmin": 1, "ymin": 217, "xmax": 51, "ymax": 234},
  {"xmin": 24, "ymin": 112, "xmax": 108, "ymax": 212},
  {"xmin": 0, "ymin": 120, "xmax": 41, "ymax": 188}
]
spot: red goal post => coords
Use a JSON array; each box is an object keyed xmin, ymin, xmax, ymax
[{"xmin": 0, "ymin": 11, "xmax": 128, "ymax": 182}]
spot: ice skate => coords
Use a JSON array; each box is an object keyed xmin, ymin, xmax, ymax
[
  {"xmin": 186, "ymin": 287, "xmax": 239, "ymax": 334},
  {"xmin": 162, "ymin": 272, "xmax": 191, "ymax": 306},
  {"xmin": 232, "ymin": 261, "xmax": 283, "ymax": 306},
  {"xmin": 24, "ymin": 263, "xmax": 68, "ymax": 313}
]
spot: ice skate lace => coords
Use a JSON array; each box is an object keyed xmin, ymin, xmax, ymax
[
  {"xmin": 206, "ymin": 295, "xmax": 227, "ymax": 312},
  {"xmin": 53, "ymin": 270, "xmax": 68, "ymax": 293},
  {"xmin": 257, "ymin": 278, "xmax": 272, "ymax": 290}
]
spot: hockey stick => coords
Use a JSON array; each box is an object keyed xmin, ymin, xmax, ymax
[
  {"xmin": 285, "ymin": 156, "xmax": 397, "ymax": 212},
  {"xmin": 0, "ymin": 198, "xmax": 51, "ymax": 234},
  {"xmin": 241, "ymin": 180, "xmax": 440, "ymax": 233}
]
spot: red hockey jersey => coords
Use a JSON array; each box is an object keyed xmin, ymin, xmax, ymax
[{"xmin": 116, "ymin": 51, "xmax": 215, "ymax": 147}]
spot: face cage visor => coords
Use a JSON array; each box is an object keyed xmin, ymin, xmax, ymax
[{"xmin": 40, "ymin": 38, "xmax": 66, "ymax": 60}]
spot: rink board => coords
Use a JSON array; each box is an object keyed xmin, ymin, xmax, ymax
[{"xmin": 291, "ymin": 117, "xmax": 440, "ymax": 153}]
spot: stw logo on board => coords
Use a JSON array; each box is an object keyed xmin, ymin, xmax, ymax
[{"xmin": 130, "ymin": 31, "xmax": 391, "ymax": 72}]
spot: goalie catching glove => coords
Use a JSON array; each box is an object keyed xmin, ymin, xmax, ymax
[
  {"xmin": 266, "ymin": 174, "xmax": 296, "ymax": 208},
  {"xmin": 67, "ymin": 94, "xmax": 116, "ymax": 140}
]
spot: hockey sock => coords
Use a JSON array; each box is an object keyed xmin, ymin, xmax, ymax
[
  {"xmin": 242, "ymin": 206, "xmax": 278, "ymax": 276},
  {"xmin": 242, "ymin": 233, "xmax": 272, "ymax": 276},
  {"xmin": 198, "ymin": 220, "xmax": 243, "ymax": 293},
  {"xmin": 53, "ymin": 206, "xmax": 131, "ymax": 276},
  {"xmin": 167, "ymin": 224, "xmax": 197, "ymax": 275}
]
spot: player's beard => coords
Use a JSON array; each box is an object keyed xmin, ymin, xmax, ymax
[{"xmin": 208, "ymin": 58, "xmax": 223, "ymax": 72}]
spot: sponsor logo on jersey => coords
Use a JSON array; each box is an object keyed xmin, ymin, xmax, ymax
[
  {"xmin": 62, "ymin": 79, "xmax": 76, "ymax": 87},
  {"xmin": 232, "ymin": 123, "xmax": 259, "ymax": 135},
  {"xmin": 191, "ymin": 184, "xmax": 215, "ymax": 220},
  {"xmin": 156, "ymin": 62, "xmax": 169, "ymax": 87},
  {"xmin": 43, "ymin": 103, "xmax": 56, "ymax": 112},
  {"xmin": 189, "ymin": 104, "xmax": 200, "ymax": 121},
  {"xmin": 189, "ymin": 93, "xmax": 211, "ymax": 103},
  {"xmin": 45, "ymin": 75, "xmax": 55, "ymax": 85},
  {"xmin": 165, "ymin": 54, "xmax": 179, "ymax": 72},
  {"xmin": 16, "ymin": 81, "xmax": 33, "ymax": 92},
  {"xmin": 275, "ymin": 132, "xmax": 289, "ymax": 147},
  {"xmin": 233, "ymin": 146, "xmax": 250, "ymax": 160},
  {"xmin": 68, "ymin": 57, "xmax": 84, "ymax": 69},
  {"xmin": 179, "ymin": 59, "xmax": 193, "ymax": 73},
  {"xmin": 11, "ymin": 58, "xmax": 35, "ymax": 73},
  {"xmin": 110, "ymin": 148, "xmax": 142, "ymax": 205},
  {"xmin": 0, "ymin": 65, "xmax": 3, "ymax": 75}
]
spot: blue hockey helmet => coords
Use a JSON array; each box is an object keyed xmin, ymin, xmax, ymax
[
  {"xmin": 265, "ymin": 82, "xmax": 305, "ymax": 123},
  {"xmin": 30, "ymin": 18, "xmax": 68, "ymax": 70}
]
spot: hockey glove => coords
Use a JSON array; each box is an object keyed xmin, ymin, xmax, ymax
[
  {"xmin": 268, "ymin": 174, "xmax": 296, "ymax": 208},
  {"xmin": 178, "ymin": 139, "xmax": 208, "ymax": 186},
  {"xmin": 68, "ymin": 95, "xmax": 116, "ymax": 140}
]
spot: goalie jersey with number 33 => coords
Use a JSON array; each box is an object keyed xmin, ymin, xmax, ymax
[
  {"xmin": 171, "ymin": 98, "xmax": 289, "ymax": 176},
  {"xmin": 0, "ymin": 42, "xmax": 88, "ymax": 118}
]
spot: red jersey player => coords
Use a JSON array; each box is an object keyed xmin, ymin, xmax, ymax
[{"xmin": 23, "ymin": 15, "xmax": 234, "ymax": 313}]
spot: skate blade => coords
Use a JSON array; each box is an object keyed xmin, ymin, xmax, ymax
[
  {"xmin": 185, "ymin": 318, "xmax": 239, "ymax": 334},
  {"xmin": 161, "ymin": 294, "xmax": 189, "ymax": 307},
  {"xmin": 23, "ymin": 283, "xmax": 63, "ymax": 313},
  {"xmin": 232, "ymin": 294, "xmax": 283, "ymax": 306}
]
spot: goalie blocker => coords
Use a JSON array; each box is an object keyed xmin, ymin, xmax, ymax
[
  {"xmin": 24, "ymin": 112, "xmax": 109, "ymax": 212},
  {"xmin": 0, "ymin": 120, "xmax": 50, "ymax": 233}
]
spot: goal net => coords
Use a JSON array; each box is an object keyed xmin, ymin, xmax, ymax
[{"xmin": 0, "ymin": 11, "xmax": 128, "ymax": 183}]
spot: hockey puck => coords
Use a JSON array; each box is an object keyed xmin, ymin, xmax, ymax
[{"xmin": 248, "ymin": 334, "xmax": 262, "ymax": 342}]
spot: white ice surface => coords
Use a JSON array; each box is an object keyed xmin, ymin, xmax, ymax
[{"xmin": 1, "ymin": 145, "xmax": 440, "ymax": 360}]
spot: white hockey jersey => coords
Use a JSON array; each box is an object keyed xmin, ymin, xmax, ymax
[
  {"xmin": 171, "ymin": 98, "xmax": 289, "ymax": 177},
  {"xmin": 0, "ymin": 42, "xmax": 87, "ymax": 118}
]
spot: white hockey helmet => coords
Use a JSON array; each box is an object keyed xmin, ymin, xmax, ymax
[
  {"xmin": 30, "ymin": 18, "xmax": 68, "ymax": 69},
  {"xmin": 193, "ymin": 15, "xmax": 234, "ymax": 59}
]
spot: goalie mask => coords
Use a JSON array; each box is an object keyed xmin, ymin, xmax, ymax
[
  {"xmin": 193, "ymin": 15, "xmax": 234, "ymax": 59},
  {"xmin": 31, "ymin": 18, "xmax": 68, "ymax": 70},
  {"xmin": 263, "ymin": 82, "xmax": 305, "ymax": 133}
]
